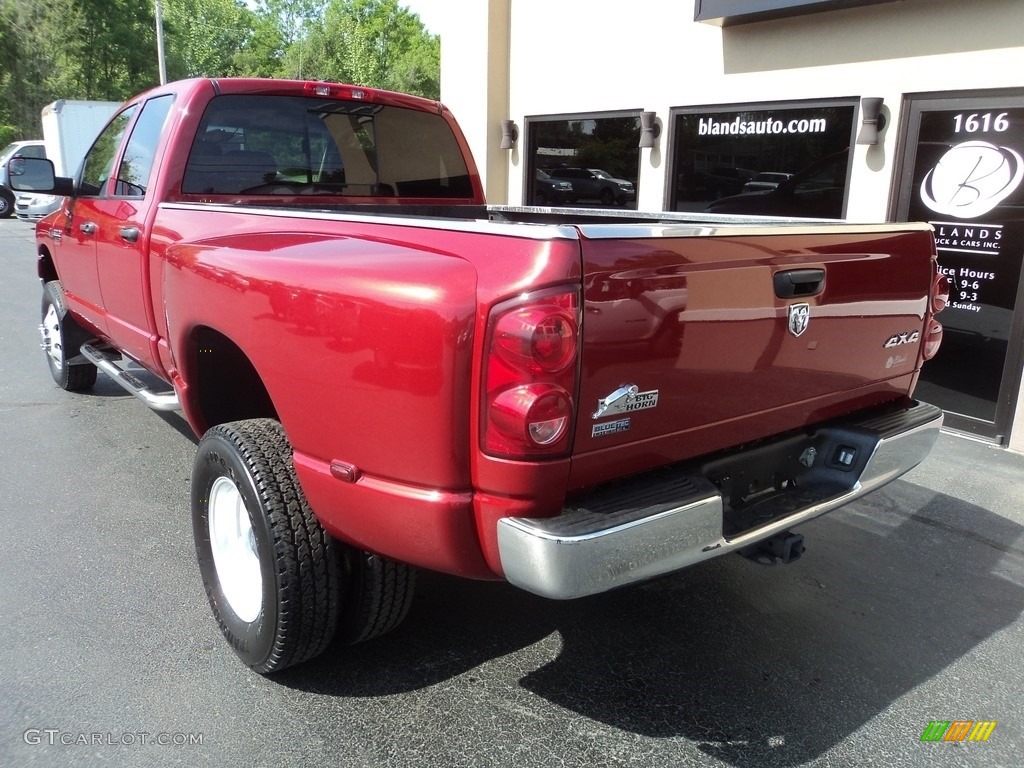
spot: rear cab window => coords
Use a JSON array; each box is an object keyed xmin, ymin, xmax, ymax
[{"xmin": 181, "ymin": 94, "xmax": 472, "ymax": 200}]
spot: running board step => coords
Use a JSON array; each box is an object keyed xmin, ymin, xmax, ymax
[{"xmin": 79, "ymin": 343, "xmax": 181, "ymax": 411}]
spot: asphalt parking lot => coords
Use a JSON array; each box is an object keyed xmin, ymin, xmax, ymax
[{"xmin": 1, "ymin": 216, "xmax": 1022, "ymax": 768}]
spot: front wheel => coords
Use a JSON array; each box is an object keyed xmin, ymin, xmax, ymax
[{"xmin": 40, "ymin": 281, "xmax": 97, "ymax": 391}]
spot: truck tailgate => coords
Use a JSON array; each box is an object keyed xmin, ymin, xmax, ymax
[{"xmin": 571, "ymin": 223, "xmax": 937, "ymax": 488}]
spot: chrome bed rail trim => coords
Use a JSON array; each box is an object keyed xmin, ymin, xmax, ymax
[{"xmin": 160, "ymin": 201, "xmax": 932, "ymax": 242}]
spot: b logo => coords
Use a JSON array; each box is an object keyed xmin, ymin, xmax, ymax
[{"xmin": 921, "ymin": 140, "xmax": 1024, "ymax": 219}]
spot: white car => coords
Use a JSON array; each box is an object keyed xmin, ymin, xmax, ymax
[
  {"xmin": 0, "ymin": 139, "xmax": 47, "ymax": 218},
  {"xmin": 15, "ymin": 192, "xmax": 62, "ymax": 222},
  {"xmin": 742, "ymin": 171, "xmax": 793, "ymax": 193}
]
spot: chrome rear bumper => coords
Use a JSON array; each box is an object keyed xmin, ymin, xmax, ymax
[{"xmin": 497, "ymin": 401, "xmax": 943, "ymax": 599}]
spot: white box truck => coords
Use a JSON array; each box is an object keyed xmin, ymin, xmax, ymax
[
  {"xmin": 11, "ymin": 100, "xmax": 120, "ymax": 221},
  {"xmin": 41, "ymin": 99, "xmax": 121, "ymax": 177}
]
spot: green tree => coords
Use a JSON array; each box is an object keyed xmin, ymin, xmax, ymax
[
  {"xmin": 286, "ymin": 0, "xmax": 439, "ymax": 98},
  {"xmin": 161, "ymin": 0, "xmax": 262, "ymax": 79},
  {"xmin": 0, "ymin": 0, "xmax": 441, "ymax": 141},
  {"xmin": 0, "ymin": 0, "xmax": 83, "ymax": 136},
  {"xmin": 63, "ymin": 0, "xmax": 162, "ymax": 99},
  {"xmin": 0, "ymin": 3, "xmax": 21, "ymax": 142},
  {"xmin": 230, "ymin": 12, "xmax": 288, "ymax": 77},
  {"xmin": 252, "ymin": 0, "xmax": 323, "ymax": 46}
]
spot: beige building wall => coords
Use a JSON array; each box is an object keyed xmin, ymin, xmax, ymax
[
  {"xmin": 438, "ymin": 0, "xmax": 511, "ymax": 201},
  {"xmin": 438, "ymin": 0, "xmax": 1024, "ymax": 450}
]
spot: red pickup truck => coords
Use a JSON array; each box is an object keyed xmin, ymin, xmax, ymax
[{"xmin": 13, "ymin": 78, "xmax": 948, "ymax": 674}]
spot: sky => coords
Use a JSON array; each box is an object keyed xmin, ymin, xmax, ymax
[{"xmin": 398, "ymin": 0, "xmax": 450, "ymax": 34}]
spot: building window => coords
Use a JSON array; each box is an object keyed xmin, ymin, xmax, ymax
[
  {"xmin": 526, "ymin": 112, "xmax": 641, "ymax": 208},
  {"xmin": 669, "ymin": 100, "xmax": 856, "ymax": 218}
]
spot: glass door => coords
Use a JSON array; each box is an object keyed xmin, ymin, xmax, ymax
[{"xmin": 895, "ymin": 91, "xmax": 1024, "ymax": 443}]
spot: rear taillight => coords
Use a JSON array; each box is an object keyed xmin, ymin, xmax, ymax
[
  {"xmin": 923, "ymin": 318, "xmax": 943, "ymax": 361},
  {"xmin": 483, "ymin": 288, "xmax": 580, "ymax": 458},
  {"xmin": 932, "ymin": 273, "xmax": 950, "ymax": 314},
  {"xmin": 923, "ymin": 268, "xmax": 949, "ymax": 361}
]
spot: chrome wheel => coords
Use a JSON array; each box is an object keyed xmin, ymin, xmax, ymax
[
  {"xmin": 208, "ymin": 476, "xmax": 263, "ymax": 623},
  {"xmin": 40, "ymin": 303, "xmax": 64, "ymax": 370},
  {"xmin": 193, "ymin": 419, "xmax": 343, "ymax": 672},
  {"xmin": 40, "ymin": 281, "xmax": 97, "ymax": 391}
]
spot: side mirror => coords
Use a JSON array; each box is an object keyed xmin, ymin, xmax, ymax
[{"xmin": 7, "ymin": 156, "xmax": 75, "ymax": 196}]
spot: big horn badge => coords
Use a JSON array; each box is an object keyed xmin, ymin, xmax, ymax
[{"xmin": 788, "ymin": 303, "xmax": 810, "ymax": 337}]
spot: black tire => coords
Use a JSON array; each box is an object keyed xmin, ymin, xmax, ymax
[
  {"xmin": 192, "ymin": 419, "xmax": 342, "ymax": 674},
  {"xmin": 0, "ymin": 187, "xmax": 14, "ymax": 218},
  {"xmin": 599, "ymin": 187, "xmax": 615, "ymax": 206},
  {"xmin": 192, "ymin": 419, "xmax": 416, "ymax": 673},
  {"xmin": 341, "ymin": 549, "xmax": 416, "ymax": 645},
  {"xmin": 40, "ymin": 281, "xmax": 97, "ymax": 391}
]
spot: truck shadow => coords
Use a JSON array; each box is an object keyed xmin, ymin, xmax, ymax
[
  {"xmin": 79, "ymin": 374, "xmax": 200, "ymax": 443},
  {"xmin": 278, "ymin": 480, "xmax": 1024, "ymax": 766}
]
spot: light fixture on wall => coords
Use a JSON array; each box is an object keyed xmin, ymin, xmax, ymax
[
  {"xmin": 857, "ymin": 97, "xmax": 887, "ymax": 146},
  {"xmin": 500, "ymin": 120, "xmax": 519, "ymax": 150},
  {"xmin": 639, "ymin": 111, "xmax": 661, "ymax": 149}
]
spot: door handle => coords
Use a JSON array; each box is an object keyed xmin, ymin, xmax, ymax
[
  {"xmin": 774, "ymin": 268, "xmax": 825, "ymax": 299},
  {"xmin": 79, "ymin": 221, "xmax": 98, "ymax": 236},
  {"xmin": 120, "ymin": 226, "xmax": 140, "ymax": 243}
]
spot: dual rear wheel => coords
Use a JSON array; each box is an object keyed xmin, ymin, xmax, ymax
[
  {"xmin": 39, "ymin": 281, "xmax": 414, "ymax": 674},
  {"xmin": 192, "ymin": 419, "xmax": 416, "ymax": 674}
]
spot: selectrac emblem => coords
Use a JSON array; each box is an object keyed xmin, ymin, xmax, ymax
[
  {"xmin": 592, "ymin": 384, "xmax": 659, "ymax": 420},
  {"xmin": 788, "ymin": 303, "xmax": 810, "ymax": 337}
]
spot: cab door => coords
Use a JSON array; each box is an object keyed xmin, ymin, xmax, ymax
[
  {"xmin": 90, "ymin": 94, "xmax": 175, "ymax": 370},
  {"xmin": 58, "ymin": 106, "xmax": 138, "ymax": 335}
]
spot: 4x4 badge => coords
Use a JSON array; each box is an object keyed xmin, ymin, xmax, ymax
[{"xmin": 788, "ymin": 303, "xmax": 810, "ymax": 337}]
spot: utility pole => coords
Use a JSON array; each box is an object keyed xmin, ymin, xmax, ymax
[{"xmin": 155, "ymin": 0, "xmax": 168, "ymax": 85}]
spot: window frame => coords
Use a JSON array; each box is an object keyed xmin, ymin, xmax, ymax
[
  {"xmin": 114, "ymin": 94, "xmax": 175, "ymax": 199},
  {"xmin": 78, "ymin": 106, "xmax": 138, "ymax": 198}
]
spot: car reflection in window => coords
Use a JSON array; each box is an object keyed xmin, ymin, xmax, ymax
[{"xmin": 705, "ymin": 150, "xmax": 849, "ymax": 219}]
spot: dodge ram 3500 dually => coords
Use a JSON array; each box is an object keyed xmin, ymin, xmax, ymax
[{"xmin": 12, "ymin": 78, "xmax": 949, "ymax": 674}]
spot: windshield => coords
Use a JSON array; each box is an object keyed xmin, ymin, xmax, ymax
[
  {"xmin": 590, "ymin": 169, "xmax": 612, "ymax": 179},
  {"xmin": 0, "ymin": 143, "xmax": 19, "ymax": 165}
]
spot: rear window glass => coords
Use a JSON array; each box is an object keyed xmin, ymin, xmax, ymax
[{"xmin": 182, "ymin": 94, "xmax": 472, "ymax": 199}]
